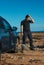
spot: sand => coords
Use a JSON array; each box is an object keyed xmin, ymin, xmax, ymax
[{"xmin": 0, "ymin": 32, "xmax": 44, "ymax": 65}]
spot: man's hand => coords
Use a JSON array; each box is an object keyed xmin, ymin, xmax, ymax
[
  {"xmin": 32, "ymin": 18, "xmax": 34, "ymax": 23},
  {"xmin": 30, "ymin": 16, "xmax": 34, "ymax": 23},
  {"xmin": 20, "ymin": 32, "xmax": 23, "ymax": 39},
  {"xmin": 21, "ymin": 32, "xmax": 23, "ymax": 36}
]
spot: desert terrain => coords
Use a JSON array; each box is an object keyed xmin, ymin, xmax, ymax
[{"xmin": 0, "ymin": 32, "xmax": 44, "ymax": 65}]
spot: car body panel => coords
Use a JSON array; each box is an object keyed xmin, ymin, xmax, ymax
[{"xmin": 0, "ymin": 16, "xmax": 17, "ymax": 53}]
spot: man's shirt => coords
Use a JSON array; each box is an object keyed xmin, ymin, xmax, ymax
[{"xmin": 21, "ymin": 19, "xmax": 33, "ymax": 32}]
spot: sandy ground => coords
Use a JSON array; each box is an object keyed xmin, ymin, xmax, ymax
[{"xmin": 0, "ymin": 32, "xmax": 44, "ymax": 65}]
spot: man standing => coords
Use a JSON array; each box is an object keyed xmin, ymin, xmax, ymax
[{"xmin": 20, "ymin": 15, "xmax": 34, "ymax": 52}]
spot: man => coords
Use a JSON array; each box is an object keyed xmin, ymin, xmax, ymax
[{"xmin": 20, "ymin": 15, "xmax": 34, "ymax": 52}]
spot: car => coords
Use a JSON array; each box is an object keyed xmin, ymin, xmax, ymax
[{"xmin": 0, "ymin": 16, "xmax": 17, "ymax": 53}]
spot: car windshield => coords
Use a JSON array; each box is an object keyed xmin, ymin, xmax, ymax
[{"xmin": 2, "ymin": 19, "xmax": 11, "ymax": 30}]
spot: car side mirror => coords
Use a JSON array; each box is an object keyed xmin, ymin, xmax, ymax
[{"xmin": 12, "ymin": 26, "xmax": 17, "ymax": 31}]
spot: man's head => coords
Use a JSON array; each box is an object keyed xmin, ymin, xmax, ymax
[{"xmin": 25, "ymin": 15, "xmax": 30, "ymax": 20}]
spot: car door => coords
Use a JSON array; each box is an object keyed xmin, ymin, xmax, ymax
[{"xmin": 0, "ymin": 17, "xmax": 15, "ymax": 53}]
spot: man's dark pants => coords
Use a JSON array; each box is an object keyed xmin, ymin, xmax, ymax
[{"xmin": 22, "ymin": 31, "xmax": 34, "ymax": 49}]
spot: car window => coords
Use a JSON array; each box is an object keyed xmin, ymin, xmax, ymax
[
  {"xmin": 0, "ymin": 21, "xmax": 5, "ymax": 33},
  {"xmin": 2, "ymin": 19, "xmax": 11, "ymax": 30},
  {"xmin": 0, "ymin": 21, "xmax": 4, "ymax": 29}
]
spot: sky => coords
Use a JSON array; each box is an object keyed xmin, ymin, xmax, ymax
[{"xmin": 0, "ymin": 0, "xmax": 44, "ymax": 32}]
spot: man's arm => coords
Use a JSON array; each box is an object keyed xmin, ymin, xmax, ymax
[
  {"xmin": 20, "ymin": 21, "xmax": 24, "ymax": 36},
  {"xmin": 20, "ymin": 25, "xmax": 23, "ymax": 33},
  {"xmin": 29, "ymin": 16, "xmax": 34, "ymax": 23},
  {"xmin": 20, "ymin": 25, "xmax": 23, "ymax": 36}
]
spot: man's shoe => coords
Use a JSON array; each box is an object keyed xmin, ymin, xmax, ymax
[
  {"xmin": 30, "ymin": 47, "xmax": 34, "ymax": 50},
  {"xmin": 30, "ymin": 46, "xmax": 35, "ymax": 50}
]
